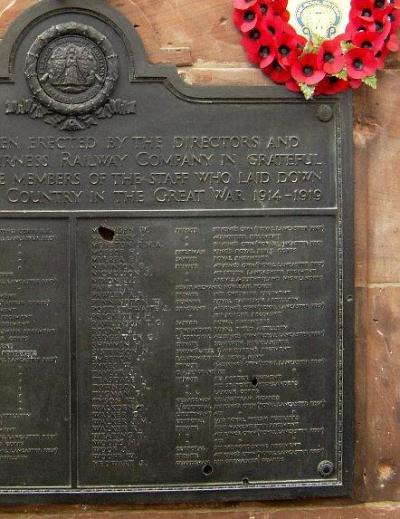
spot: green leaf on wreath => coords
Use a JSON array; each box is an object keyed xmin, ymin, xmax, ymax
[
  {"xmin": 362, "ymin": 75, "xmax": 377, "ymax": 89},
  {"xmin": 299, "ymin": 82, "xmax": 316, "ymax": 100},
  {"xmin": 311, "ymin": 32, "xmax": 326, "ymax": 50},
  {"xmin": 302, "ymin": 41, "xmax": 316, "ymax": 55},
  {"xmin": 334, "ymin": 68, "xmax": 348, "ymax": 80},
  {"xmin": 340, "ymin": 41, "xmax": 355, "ymax": 53}
]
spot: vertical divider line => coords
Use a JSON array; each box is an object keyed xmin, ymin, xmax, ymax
[{"xmin": 69, "ymin": 216, "xmax": 78, "ymax": 488}]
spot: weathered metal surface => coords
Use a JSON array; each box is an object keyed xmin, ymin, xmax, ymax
[{"xmin": 0, "ymin": 0, "xmax": 353, "ymax": 504}]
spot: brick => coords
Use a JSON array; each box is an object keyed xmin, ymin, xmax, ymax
[
  {"xmin": 353, "ymin": 88, "xmax": 370, "ymax": 287},
  {"xmin": 354, "ymin": 70, "xmax": 400, "ymax": 284},
  {"xmin": 0, "ymin": 0, "xmax": 250, "ymax": 66},
  {"xmin": 179, "ymin": 65, "xmax": 269, "ymax": 86},
  {"xmin": 2, "ymin": 502, "xmax": 400, "ymax": 518},
  {"xmin": 361, "ymin": 287, "xmax": 400, "ymax": 501}
]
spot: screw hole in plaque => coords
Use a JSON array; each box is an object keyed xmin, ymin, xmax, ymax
[
  {"xmin": 98, "ymin": 225, "xmax": 115, "ymax": 242},
  {"xmin": 346, "ymin": 295, "xmax": 354, "ymax": 303},
  {"xmin": 318, "ymin": 460, "xmax": 335, "ymax": 478},
  {"xmin": 250, "ymin": 376, "xmax": 258, "ymax": 387},
  {"xmin": 202, "ymin": 464, "xmax": 213, "ymax": 476},
  {"xmin": 242, "ymin": 477, "xmax": 250, "ymax": 485}
]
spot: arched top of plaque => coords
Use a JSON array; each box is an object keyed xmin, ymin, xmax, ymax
[
  {"xmin": 0, "ymin": 0, "xmax": 146, "ymax": 82},
  {"xmin": 0, "ymin": 0, "xmax": 220, "ymax": 130}
]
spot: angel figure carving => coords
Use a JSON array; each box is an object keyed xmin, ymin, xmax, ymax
[{"xmin": 40, "ymin": 43, "xmax": 102, "ymax": 93}]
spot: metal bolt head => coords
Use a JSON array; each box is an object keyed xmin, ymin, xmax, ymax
[
  {"xmin": 318, "ymin": 460, "xmax": 335, "ymax": 478},
  {"xmin": 317, "ymin": 104, "xmax": 333, "ymax": 122}
]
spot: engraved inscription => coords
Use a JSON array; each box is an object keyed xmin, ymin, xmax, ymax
[
  {"xmin": 88, "ymin": 226, "xmax": 169, "ymax": 469},
  {"xmin": 77, "ymin": 217, "xmax": 337, "ymax": 486},
  {"xmin": 0, "ymin": 131, "xmax": 334, "ymax": 209},
  {"xmin": 174, "ymin": 223, "xmax": 333, "ymax": 471},
  {"xmin": 0, "ymin": 221, "xmax": 70, "ymax": 487}
]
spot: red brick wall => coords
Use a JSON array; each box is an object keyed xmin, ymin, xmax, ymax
[{"xmin": 1, "ymin": 0, "xmax": 400, "ymax": 517}]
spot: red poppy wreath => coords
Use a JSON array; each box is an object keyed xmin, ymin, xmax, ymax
[{"xmin": 234, "ymin": 0, "xmax": 400, "ymax": 98}]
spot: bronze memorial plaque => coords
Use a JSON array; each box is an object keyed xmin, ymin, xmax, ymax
[{"xmin": 0, "ymin": 0, "xmax": 353, "ymax": 504}]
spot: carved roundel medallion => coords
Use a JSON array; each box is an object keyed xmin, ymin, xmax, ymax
[{"xmin": 25, "ymin": 23, "xmax": 119, "ymax": 115}]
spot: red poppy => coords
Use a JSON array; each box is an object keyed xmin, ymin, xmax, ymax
[
  {"xmin": 370, "ymin": 9, "xmax": 392, "ymax": 38},
  {"xmin": 351, "ymin": 0, "xmax": 376, "ymax": 22},
  {"xmin": 263, "ymin": 59, "xmax": 291, "ymax": 83},
  {"xmin": 258, "ymin": 34, "xmax": 279, "ymax": 67},
  {"xmin": 241, "ymin": 24, "xmax": 263, "ymax": 58},
  {"xmin": 276, "ymin": 32, "xmax": 306, "ymax": 67},
  {"xmin": 285, "ymin": 78, "xmax": 301, "ymax": 92},
  {"xmin": 345, "ymin": 19, "xmax": 371, "ymax": 39},
  {"xmin": 388, "ymin": 8, "xmax": 400, "ymax": 30},
  {"xmin": 285, "ymin": 23, "xmax": 300, "ymax": 36},
  {"xmin": 270, "ymin": 0, "xmax": 289, "ymax": 15},
  {"xmin": 374, "ymin": 4, "xmax": 393, "ymax": 16},
  {"xmin": 375, "ymin": 45, "xmax": 390, "ymax": 67},
  {"xmin": 234, "ymin": 0, "xmax": 258, "ymax": 10},
  {"xmin": 271, "ymin": 0, "xmax": 289, "ymax": 12},
  {"xmin": 386, "ymin": 32, "xmax": 399, "ymax": 51},
  {"xmin": 262, "ymin": 11, "xmax": 286, "ymax": 37},
  {"xmin": 353, "ymin": 30, "xmax": 385, "ymax": 51},
  {"xmin": 348, "ymin": 77, "xmax": 363, "ymax": 88},
  {"xmin": 317, "ymin": 36, "xmax": 346, "ymax": 74},
  {"xmin": 242, "ymin": 30, "xmax": 277, "ymax": 65},
  {"xmin": 291, "ymin": 53, "xmax": 326, "ymax": 85},
  {"xmin": 234, "ymin": 5, "xmax": 264, "ymax": 33},
  {"xmin": 258, "ymin": 2, "xmax": 269, "ymax": 15},
  {"xmin": 373, "ymin": 0, "xmax": 390, "ymax": 8},
  {"xmin": 315, "ymin": 76, "xmax": 350, "ymax": 95},
  {"xmin": 234, "ymin": 9, "xmax": 256, "ymax": 33},
  {"xmin": 389, "ymin": 0, "xmax": 400, "ymax": 8},
  {"xmin": 345, "ymin": 47, "xmax": 378, "ymax": 78},
  {"xmin": 349, "ymin": 18, "xmax": 376, "ymax": 38}
]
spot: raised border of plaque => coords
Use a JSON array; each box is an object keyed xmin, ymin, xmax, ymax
[{"xmin": 0, "ymin": 0, "xmax": 354, "ymax": 504}]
